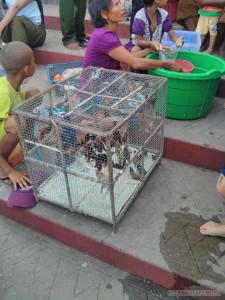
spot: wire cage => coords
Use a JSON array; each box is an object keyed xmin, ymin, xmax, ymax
[{"xmin": 13, "ymin": 67, "xmax": 167, "ymax": 231}]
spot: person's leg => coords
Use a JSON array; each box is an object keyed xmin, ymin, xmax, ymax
[
  {"xmin": 203, "ymin": 16, "xmax": 219, "ymax": 54},
  {"xmin": 196, "ymin": 15, "xmax": 210, "ymax": 51},
  {"xmin": 0, "ymin": 117, "xmax": 19, "ymax": 175},
  {"xmin": 1, "ymin": 16, "xmax": 46, "ymax": 48},
  {"xmin": 75, "ymin": 0, "xmax": 88, "ymax": 46},
  {"xmin": 204, "ymin": 35, "xmax": 217, "ymax": 54},
  {"xmin": 200, "ymin": 221, "xmax": 225, "ymax": 237},
  {"xmin": 59, "ymin": 0, "xmax": 81, "ymax": 50},
  {"xmin": 25, "ymin": 87, "xmax": 40, "ymax": 100},
  {"xmin": 200, "ymin": 174, "xmax": 225, "ymax": 237}
]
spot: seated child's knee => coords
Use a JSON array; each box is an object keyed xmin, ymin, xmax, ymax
[{"xmin": 26, "ymin": 87, "xmax": 40, "ymax": 99}]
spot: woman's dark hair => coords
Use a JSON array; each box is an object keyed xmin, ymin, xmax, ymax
[
  {"xmin": 88, "ymin": 0, "xmax": 112, "ymax": 28},
  {"xmin": 142, "ymin": 0, "xmax": 155, "ymax": 6}
]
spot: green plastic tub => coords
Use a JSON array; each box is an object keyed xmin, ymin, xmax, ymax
[{"xmin": 146, "ymin": 51, "xmax": 225, "ymax": 119}]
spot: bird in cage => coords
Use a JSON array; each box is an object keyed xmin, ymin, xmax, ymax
[
  {"xmin": 94, "ymin": 151, "xmax": 107, "ymax": 176},
  {"xmin": 133, "ymin": 152, "xmax": 142, "ymax": 166},
  {"xmin": 123, "ymin": 144, "xmax": 131, "ymax": 163},
  {"xmin": 129, "ymin": 167, "xmax": 141, "ymax": 180},
  {"xmin": 55, "ymin": 120, "xmax": 77, "ymax": 166},
  {"xmin": 39, "ymin": 123, "xmax": 52, "ymax": 142},
  {"xmin": 137, "ymin": 163, "xmax": 147, "ymax": 177},
  {"xmin": 113, "ymin": 141, "xmax": 126, "ymax": 170}
]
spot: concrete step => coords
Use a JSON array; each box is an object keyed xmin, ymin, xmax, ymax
[
  {"xmin": 1, "ymin": 158, "xmax": 225, "ymax": 295},
  {"xmin": 34, "ymin": 29, "xmax": 130, "ymax": 65}
]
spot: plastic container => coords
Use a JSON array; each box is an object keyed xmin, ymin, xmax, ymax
[
  {"xmin": 161, "ymin": 30, "xmax": 201, "ymax": 52},
  {"xmin": 165, "ymin": 0, "xmax": 179, "ymax": 22},
  {"xmin": 46, "ymin": 61, "xmax": 83, "ymax": 84},
  {"xmin": 146, "ymin": 50, "xmax": 225, "ymax": 120},
  {"xmin": 159, "ymin": 46, "xmax": 179, "ymax": 60}
]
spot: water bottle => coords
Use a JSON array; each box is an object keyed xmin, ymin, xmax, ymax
[{"xmin": 211, "ymin": 24, "xmax": 217, "ymax": 31}]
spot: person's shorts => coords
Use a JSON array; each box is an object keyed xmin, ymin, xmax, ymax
[
  {"xmin": 0, "ymin": 120, "xmax": 6, "ymax": 140},
  {"xmin": 196, "ymin": 15, "xmax": 220, "ymax": 36}
]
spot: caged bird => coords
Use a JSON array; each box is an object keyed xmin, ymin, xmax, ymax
[
  {"xmin": 96, "ymin": 172, "xmax": 110, "ymax": 194},
  {"xmin": 123, "ymin": 144, "xmax": 131, "ymax": 163},
  {"xmin": 114, "ymin": 141, "xmax": 126, "ymax": 169},
  {"xmin": 133, "ymin": 152, "xmax": 142, "ymax": 166},
  {"xmin": 129, "ymin": 167, "xmax": 141, "ymax": 180},
  {"xmin": 137, "ymin": 163, "xmax": 147, "ymax": 177}
]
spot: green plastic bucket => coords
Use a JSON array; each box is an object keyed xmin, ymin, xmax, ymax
[{"xmin": 146, "ymin": 51, "xmax": 225, "ymax": 120}]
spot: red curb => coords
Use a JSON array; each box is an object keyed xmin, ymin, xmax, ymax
[
  {"xmin": 164, "ymin": 137, "xmax": 225, "ymax": 172},
  {"xmin": 0, "ymin": 199, "xmax": 208, "ymax": 291},
  {"xmin": 33, "ymin": 49, "xmax": 84, "ymax": 65}
]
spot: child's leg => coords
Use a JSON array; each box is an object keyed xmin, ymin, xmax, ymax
[
  {"xmin": 0, "ymin": 117, "xmax": 19, "ymax": 178},
  {"xmin": 196, "ymin": 15, "xmax": 208, "ymax": 50},
  {"xmin": 204, "ymin": 16, "xmax": 220, "ymax": 54},
  {"xmin": 25, "ymin": 87, "xmax": 40, "ymax": 99},
  {"xmin": 0, "ymin": 117, "xmax": 19, "ymax": 160},
  {"xmin": 204, "ymin": 34, "xmax": 217, "ymax": 54}
]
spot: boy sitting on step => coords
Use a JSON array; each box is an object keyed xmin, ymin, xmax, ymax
[{"xmin": 0, "ymin": 41, "xmax": 39, "ymax": 190}]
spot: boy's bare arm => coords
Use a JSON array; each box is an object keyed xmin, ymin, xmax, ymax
[{"xmin": 0, "ymin": 0, "xmax": 30, "ymax": 38}]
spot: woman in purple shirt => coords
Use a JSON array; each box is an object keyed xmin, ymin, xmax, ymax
[{"xmin": 83, "ymin": 0, "xmax": 181, "ymax": 72}]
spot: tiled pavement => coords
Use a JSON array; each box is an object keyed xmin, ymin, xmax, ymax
[{"xmin": 0, "ymin": 215, "xmax": 175, "ymax": 300}]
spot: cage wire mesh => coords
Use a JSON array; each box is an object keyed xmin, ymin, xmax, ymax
[{"xmin": 13, "ymin": 67, "xmax": 167, "ymax": 230}]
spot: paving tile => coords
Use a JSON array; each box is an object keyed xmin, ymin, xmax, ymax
[
  {"xmin": 74, "ymin": 283, "xmax": 99, "ymax": 300},
  {"xmin": 74, "ymin": 267, "xmax": 102, "ymax": 297},
  {"xmin": 192, "ymin": 236, "xmax": 224, "ymax": 275},
  {"xmin": 163, "ymin": 228, "xmax": 191, "ymax": 261},
  {"xmin": 97, "ymin": 275, "xmax": 125, "ymax": 300},
  {"xmin": 183, "ymin": 222, "xmax": 204, "ymax": 248},
  {"xmin": 48, "ymin": 257, "xmax": 79, "ymax": 300},
  {"xmin": 175, "ymin": 248, "xmax": 199, "ymax": 270}
]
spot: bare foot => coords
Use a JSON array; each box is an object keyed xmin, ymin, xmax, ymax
[
  {"xmin": 200, "ymin": 221, "xmax": 225, "ymax": 237},
  {"xmin": 64, "ymin": 43, "xmax": 81, "ymax": 50}
]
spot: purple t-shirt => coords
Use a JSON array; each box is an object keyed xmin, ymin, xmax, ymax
[{"xmin": 83, "ymin": 27, "xmax": 122, "ymax": 70}]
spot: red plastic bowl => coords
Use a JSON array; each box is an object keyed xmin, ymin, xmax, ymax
[{"xmin": 174, "ymin": 59, "xmax": 194, "ymax": 73}]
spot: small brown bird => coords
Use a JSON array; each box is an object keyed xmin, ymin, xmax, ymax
[
  {"xmin": 123, "ymin": 144, "xmax": 130, "ymax": 163},
  {"xmin": 133, "ymin": 153, "xmax": 142, "ymax": 166},
  {"xmin": 129, "ymin": 167, "xmax": 141, "ymax": 180},
  {"xmin": 137, "ymin": 163, "xmax": 147, "ymax": 177}
]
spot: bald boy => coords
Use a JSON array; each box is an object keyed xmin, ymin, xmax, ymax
[{"xmin": 0, "ymin": 41, "xmax": 39, "ymax": 190}]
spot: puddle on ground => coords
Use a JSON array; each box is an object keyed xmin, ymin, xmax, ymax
[
  {"xmin": 160, "ymin": 211, "xmax": 225, "ymax": 287},
  {"xmin": 119, "ymin": 274, "xmax": 174, "ymax": 300}
]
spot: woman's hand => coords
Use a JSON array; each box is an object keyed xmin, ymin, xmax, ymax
[
  {"xmin": 148, "ymin": 41, "xmax": 162, "ymax": 52},
  {"xmin": 165, "ymin": 61, "xmax": 182, "ymax": 72},
  {"xmin": 175, "ymin": 36, "xmax": 184, "ymax": 47}
]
